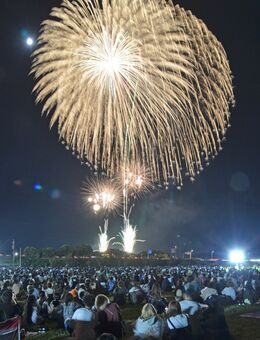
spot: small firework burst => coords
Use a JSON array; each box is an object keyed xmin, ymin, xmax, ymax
[
  {"xmin": 82, "ymin": 177, "xmax": 121, "ymax": 214},
  {"xmin": 114, "ymin": 217, "xmax": 145, "ymax": 254},
  {"xmin": 121, "ymin": 163, "xmax": 152, "ymax": 198},
  {"xmin": 98, "ymin": 220, "xmax": 115, "ymax": 253}
]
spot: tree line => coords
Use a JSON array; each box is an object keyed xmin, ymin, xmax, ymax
[{"xmin": 23, "ymin": 244, "xmax": 93, "ymax": 259}]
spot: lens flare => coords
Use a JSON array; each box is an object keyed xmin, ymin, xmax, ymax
[
  {"xmin": 31, "ymin": 0, "xmax": 234, "ymax": 185},
  {"xmin": 98, "ymin": 220, "xmax": 115, "ymax": 253}
]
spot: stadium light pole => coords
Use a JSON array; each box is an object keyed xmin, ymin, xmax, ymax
[
  {"xmin": 19, "ymin": 248, "xmax": 22, "ymax": 267},
  {"xmin": 12, "ymin": 239, "xmax": 15, "ymax": 267}
]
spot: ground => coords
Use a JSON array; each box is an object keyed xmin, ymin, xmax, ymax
[{"xmin": 26, "ymin": 303, "xmax": 260, "ymax": 340}]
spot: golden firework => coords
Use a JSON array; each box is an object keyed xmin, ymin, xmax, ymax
[
  {"xmin": 82, "ymin": 177, "xmax": 122, "ymax": 214},
  {"xmin": 120, "ymin": 163, "xmax": 152, "ymax": 198},
  {"xmin": 98, "ymin": 220, "xmax": 115, "ymax": 252},
  {"xmin": 31, "ymin": 0, "xmax": 234, "ymax": 185}
]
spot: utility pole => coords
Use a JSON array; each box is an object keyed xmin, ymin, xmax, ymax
[
  {"xmin": 12, "ymin": 239, "xmax": 15, "ymax": 267},
  {"xmin": 19, "ymin": 248, "xmax": 22, "ymax": 267}
]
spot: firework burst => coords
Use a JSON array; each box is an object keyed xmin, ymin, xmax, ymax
[
  {"xmin": 32, "ymin": 0, "xmax": 234, "ymax": 185},
  {"xmin": 82, "ymin": 177, "xmax": 121, "ymax": 214},
  {"xmin": 98, "ymin": 220, "xmax": 115, "ymax": 252},
  {"xmin": 121, "ymin": 163, "xmax": 152, "ymax": 198},
  {"xmin": 115, "ymin": 217, "xmax": 144, "ymax": 254}
]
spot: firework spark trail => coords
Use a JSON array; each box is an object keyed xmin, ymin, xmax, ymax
[
  {"xmin": 98, "ymin": 220, "xmax": 115, "ymax": 253},
  {"xmin": 115, "ymin": 217, "xmax": 145, "ymax": 254},
  {"xmin": 32, "ymin": 0, "xmax": 234, "ymax": 185}
]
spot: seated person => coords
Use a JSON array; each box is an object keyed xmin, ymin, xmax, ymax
[
  {"xmin": 129, "ymin": 282, "xmax": 145, "ymax": 304},
  {"xmin": 179, "ymin": 291, "xmax": 206, "ymax": 316},
  {"xmin": 95, "ymin": 294, "xmax": 124, "ymax": 338},
  {"xmin": 72, "ymin": 294, "xmax": 95, "ymax": 322},
  {"xmin": 113, "ymin": 281, "xmax": 127, "ymax": 306},
  {"xmin": 134, "ymin": 303, "xmax": 163, "ymax": 339},
  {"xmin": 146, "ymin": 284, "xmax": 167, "ymax": 314},
  {"xmin": 164, "ymin": 301, "xmax": 192, "ymax": 340},
  {"xmin": 221, "ymin": 280, "xmax": 236, "ymax": 302}
]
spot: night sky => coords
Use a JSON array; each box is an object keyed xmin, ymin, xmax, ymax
[{"xmin": 0, "ymin": 1, "xmax": 259, "ymax": 256}]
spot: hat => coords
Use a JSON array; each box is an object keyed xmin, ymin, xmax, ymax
[
  {"xmin": 200, "ymin": 287, "xmax": 218, "ymax": 301},
  {"xmin": 69, "ymin": 288, "xmax": 78, "ymax": 298}
]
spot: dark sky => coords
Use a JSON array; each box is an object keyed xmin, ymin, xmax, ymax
[{"xmin": 0, "ymin": 0, "xmax": 259, "ymax": 256}]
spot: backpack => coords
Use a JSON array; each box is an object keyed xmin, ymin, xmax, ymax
[
  {"xmin": 166, "ymin": 315, "xmax": 192, "ymax": 340},
  {"xmin": 104, "ymin": 303, "xmax": 126, "ymax": 336},
  {"xmin": 104, "ymin": 303, "xmax": 121, "ymax": 322}
]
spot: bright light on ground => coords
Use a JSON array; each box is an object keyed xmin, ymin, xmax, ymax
[
  {"xmin": 26, "ymin": 37, "xmax": 34, "ymax": 46},
  {"xmin": 229, "ymin": 249, "xmax": 245, "ymax": 263}
]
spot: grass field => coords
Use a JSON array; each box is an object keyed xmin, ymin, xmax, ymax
[{"xmin": 26, "ymin": 303, "xmax": 260, "ymax": 340}]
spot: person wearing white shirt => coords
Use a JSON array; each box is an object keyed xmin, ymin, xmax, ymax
[
  {"xmin": 222, "ymin": 282, "xmax": 236, "ymax": 301},
  {"xmin": 179, "ymin": 292, "xmax": 206, "ymax": 315},
  {"xmin": 165, "ymin": 301, "xmax": 191, "ymax": 338}
]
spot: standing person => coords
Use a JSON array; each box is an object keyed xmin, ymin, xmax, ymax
[
  {"xmin": 134, "ymin": 303, "xmax": 163, "ymax": 339},
  {"xmin": 0, "ymin": 290, "xmax": 21, "ymax": 320},
  {"xmin": 164, "ymin": 301, "xmax": 192, "ymax": 340},
  {"xmin": 22, "ymin": 295, "xmax": 41, "ymax": 329},
  {"xmin": 95, "ymin": 294, "xmax": 124, "ymax": 338}
]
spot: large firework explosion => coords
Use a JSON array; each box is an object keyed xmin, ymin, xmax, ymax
[{"xmin": 31, "ymin": 0, "xmax": 234, "ymax": 185}]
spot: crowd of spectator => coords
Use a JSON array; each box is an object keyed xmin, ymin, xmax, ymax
[{"xmin": 0, "ymin": 264, "xmax": 259, "ymax": 339}]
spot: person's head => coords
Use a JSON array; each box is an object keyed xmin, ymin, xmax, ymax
[
  {"xmin": 47, "ymin": 294, "xmax": 54, "ymax": 303},
  {"xmin": 118, "ymin": 280, "xmax": 124, "ymax": 289},
  {"xmin": 79, "ymin": 290, "xmax": 85, "ymax": 300},
  {"xmin": 69, "ymin": 288, "xmax": 78, "ymax": 298},
  {"xmin": 64, "ymin": 292, "xmax": 74, "ymax": 305},
  {"xmin": 39, "ymin": 291, "xmax": 46, "ymax": 300},
  {"xmin": 54, "ymin": 293, "xmax": 60, "ymax": 301},
  {"xmin": 140, "ymin": 303, "xmax": 157, "ymax": 320},
  {"xmin": 83, "ymin": 294, "xmax": 95, "ymax": 308},
  {"xmin": 23, "ymin": 295, "xmax": 36, "ymax": 324},
  {"xmin": 183, "ymin": 291, "xmax": 193, "ymax": 301},
  {"xmin": 95, "ymin": 294, "xmax": 109, "ymax": 311},
  {"xmin": 1, "ymin": 289, "xmax": 12, "ymax": 304},
  {"xmin": 27, "ymin": 294, "xmax": 36, "ymax": 307},
  {"xmin": 166, "ymin": 301, "xmax": 181, "ymax": 317},
  {"xmin": 226, "ymin": 280, "xmax": 234, "ymax": 288},
  {"xmin": 151, "ymin": 284, "xmax": 161, "ymax": 298},
  {"xmin": 175, "ymin": 289, "xmax": 183, "ymax": 301}
]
